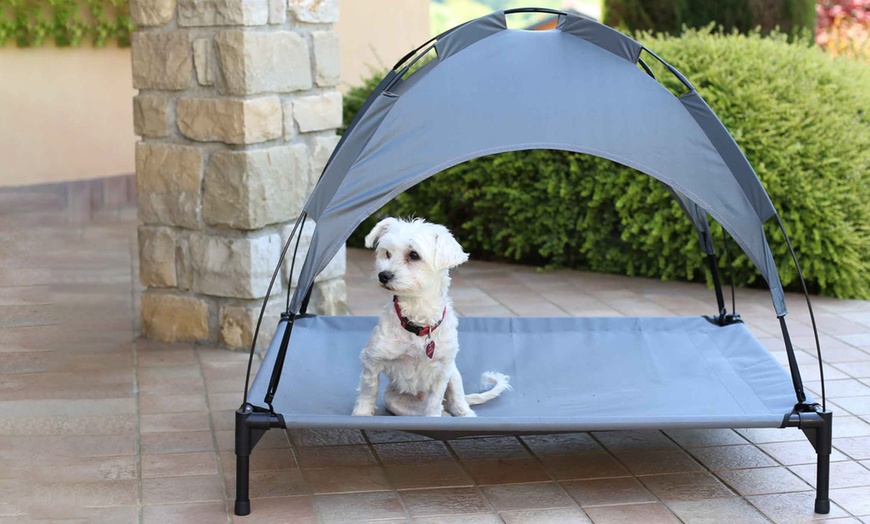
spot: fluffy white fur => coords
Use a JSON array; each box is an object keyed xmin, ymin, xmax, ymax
[{"xmin": 352, "ymin": 217, "xmax": 511, "ymax": 417}]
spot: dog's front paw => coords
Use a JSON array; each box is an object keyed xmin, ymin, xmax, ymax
[
  {"xmin": 448, "ymin": 406, "xmax": 476, "ymax": 417},
  {"xmin": 352, "ymin": 402, "xmax": 376, "ymax": 416}
]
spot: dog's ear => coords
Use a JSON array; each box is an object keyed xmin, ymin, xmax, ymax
[
  {"xmin": 364, "ymin": 217, "xmax": 398, "ymax": 248},
  {"xmin": 433, "ymin": 227, "xmax": 469, "ymax": 270}
]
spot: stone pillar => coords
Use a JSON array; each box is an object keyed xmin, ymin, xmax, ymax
[{"xmin": 132, "ymin": 0, "xmax": 347, "ymax": 349}]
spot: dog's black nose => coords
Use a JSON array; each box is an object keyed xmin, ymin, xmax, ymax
[{"xmin": 378, "ymin": 271, "xmax": 393, "ymax": 284}]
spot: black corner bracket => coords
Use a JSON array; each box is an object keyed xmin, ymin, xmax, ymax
[
  {"xmin": 784, "ymin": 403, "xmax": 833, "ymax": 514},
  {"xmin": 234, "ymin": 404, "xmax": 284, "ymax": 516}
]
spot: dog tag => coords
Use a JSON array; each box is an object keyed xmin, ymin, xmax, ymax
[{"xmin": 425, "ymin": 340, "xmax": 435, "ymax": 359}]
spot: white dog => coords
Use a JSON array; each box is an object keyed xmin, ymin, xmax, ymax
[{"xmin": 351, "ymin": 217, "xmax": 511, "ymax": 417}]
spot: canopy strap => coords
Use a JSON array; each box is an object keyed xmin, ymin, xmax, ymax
[
  {"xmin": 722, "ymin": 229, "xmax": 737, "ymax": 315},
  {"xmin": 707, "ymin": 251, "xmax": 726, "ymax": 320},
  {"xmin": 780, "ymin": 316, "xmax": 807, "ymax": 404},
  {"xmin": 264, "ymin": 314, "xmax": 296, "ymax": 411}
]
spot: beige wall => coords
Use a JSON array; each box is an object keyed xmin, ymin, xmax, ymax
[
  {"xmin": 0, "ymin": 46, "xmax": 137, "ymax": 187},
  {"xmin": 0, "ymin": 1, "xmax": 428, "ymax": 188},
  {"xmin": 337, "ymin": 0, "xmax": 430, "ymax": 90}
]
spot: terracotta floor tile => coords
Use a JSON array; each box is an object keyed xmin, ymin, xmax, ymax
[
  {"xmin": 480, "ymin": 482, "xmax": 575, "ymax": 511},
  {"xmin": 412, "ymin": 515, "xmax": 500, "ymax": 524},
  {"xmin": 614, "ymin": 448, "xmax": 703, "ymax": 476},
  {"xmin": 210, "ymin": 410, "xmax": 237, "ymax": 431},
  {"xmin": 225, "ymin": 469, "xmax": 307, "ymax": 499},
  {"xmin": 834, "ymin": 362, "xmax": 870, "ymax": 379},
  {"xmin": 401, "ymin": 487, "xmax": 490, "ymax": 517},
  {"xmin": 499, "ymin": 507, "xmax": 591, "ymax": 524},
  {"xmin": 305, "ymin": 465, "xmax": 391, "ymax": 494},
  {"xmin": 202, "ymin": 376, "xmax": 245, "ymax": 394},
  {"xmin": 520, "ymin": 433, "xmax": 601, "ymax": 456},
  {"xmin": 138, "ymin": 376, "xmax": 206, "ymax": 396},
  {"xmin": 640, "ymin": 472, "xmax": 735, "ymax": 502},
  {"xmin": 72, "ymin": 505, "xmax": 139, "ymax": 523},
  {"xmin": 142, "ymin": 502, "xmax": 229, "ymax": 524},
  {"xmin": 835, "ymin": 436, "xmax": 870, "ymax": 460},
  {"xmin": 747, "ymin": 492, "xmax": 850, "ymax": 523},
  {"xmin": 141, "ymin": 475, "xmax": 225, "ymax": 505},
  {"xmin": 218, "ymin": 448, "xmax": 296, "ymax": 472},
  {"xmin": 834, "ymin": 416, "xmax": 870, "ymax": 439},
  {"xmin": 760, "ymin": 440, "xmax": 849, "ymax": 465},
  {"xmin": 206, "ymin": 392, "xmax": 243, "ymax": 411},
  {"xmin": 538, "ymin": 451, "xmax": 630, "ymax": 481},
  {"xmin": 807, "ymin": 380, "xmax": 870, "ymax": 399},
  {"xmin": 663, "ymin": 428, "xmax": 747, "ymax": 448},
  {"xmin": 716, "ymin": 466, "xmax": 812, "ymax": 496},
  {"xmin": 835, "ymin": 396, "xmax": 870, "ymax": 416},
  {"xmin": 289, "ymin": 428, "xmax": 367, "ymax": 447},
  {"xmin": 832, "ymin": 487, "xmax": 870, "ymax": 516},
  {"xmin": 462, "ymin": 457, "xmax": 550, "ymax": 485},
  {"xmin": 561, "ymin": 477, "xmax": 656, "ymax": 507},
  {"xmin": 667, "ymin": 497, "xmax": 768, "ymax": 523},
  {"xmin": 375, "ymin": 441, "xmax": 455, "ymax": 464},
  {"xmin": 137, "ymin": 363, "xmax": 201, "ymax": 381},
  {"xmin": 583, "ymin": 502, "xmax": 680, "ymax": 524},
  {"xmin": 737, "ymin": 427, "xmax": 809, "ymax": 444},
  {"xmin": 791, "ymin": 461, "xmax": 870, "ymax": 489},
  {"xmin": 385, "ymin": 462, "xmax": 473, "ymax": 490},
  {"xmin": 140, "ymin": 430, "xmax": 214, "ymax": 454},
  {"xmin": 0, "ymin": 434, "xmax": 136, "ymax": 465},
  {"xmin": 136, "ymin": 346, "xmax": 197, "ymax": 367},
  {"xmin": 25, "ymin": 455, "xmax": 137, "ymax": 483},
  {"xmin": 0, "ymin": 412, "xmax": 136, "ymax": 438},
  {"xmin": 139, "ymin": 412, "xmax": 211, "ymax": 433},
  {"xmin": 138, "ymin": 393, "xmax": 207, "ymax": 414},
  {"xmin": 365, "ymin": 430, "xmax": 432, "ymax": 443},
  {"xmin": 689, "ymin": 444, "xmax": 779, "ymax": 470},
  {"xmin": 314, "ymin": 491, "xmax": 406, "ymax": 523},
  {"xmin": 141, "ymin": 451, "xmax": 218, "ymax": 478},
  {"xmin": 297, "ymin": 444, "xmax": 377, "ymax": 469},
  {"xmin": 592, "ymin": 430, "xmax": 676, "ymax": 451},
  {"xmin": 241, "ymin": 496, "xmax": 317, "ymax": 524},
  {"xmin": 23, "ymin": 478, "xmax": 138, "ymax": 510},
  {"xmin": 449, "ymin": 436, "xmax": 528, "ymax": 460}
]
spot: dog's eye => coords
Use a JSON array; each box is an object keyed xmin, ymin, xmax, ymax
[
  {"xmin": 409, "ymin": 251, "xmax": 420, "ymax": 261},
  {"xmin": 384, "ymin": 250, "xmax": 391, "ymax": 259}
]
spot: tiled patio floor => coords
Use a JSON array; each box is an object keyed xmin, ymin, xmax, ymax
[{"xmin": 2, "ymin": 183, "xmax": 870, "ymax": 523}]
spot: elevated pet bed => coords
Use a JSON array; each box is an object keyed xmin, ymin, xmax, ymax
[{"xmin": 234, "ymin": 8, "xmax": 831, "ymax": 516}]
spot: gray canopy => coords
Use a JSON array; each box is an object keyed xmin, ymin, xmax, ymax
[{"xmin": 289, "ymin": 10, "xmax": 787, "ymax": 315}]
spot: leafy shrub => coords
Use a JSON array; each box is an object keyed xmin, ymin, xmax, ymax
[
  {"xmin": 0, "ymin": 0, "xmax": 132, "ymax": 47},
  {"xmin": 345, "ymin": 29, "xmax": 870, "ymax": 300},
  {"xmin": 602, "ymin": 0, "xmax": 816, "ymax": 40}
]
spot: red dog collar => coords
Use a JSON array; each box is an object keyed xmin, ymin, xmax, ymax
[{"xmin": 393, "ymin": 295, "xmax": 446, "ymax": 337}]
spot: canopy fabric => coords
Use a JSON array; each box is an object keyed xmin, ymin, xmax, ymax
[
  {"xmin": 289, "ymin": 11, "xmax": 786, "ymax": 315},
  {"xmin": 248, "ymin": 315, "xmax": 802, "ymax": 433}
]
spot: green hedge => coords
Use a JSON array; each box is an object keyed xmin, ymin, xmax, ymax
[
  {"xmin": 0, "ymin": 0, "xmax": 132, "ymax": 47},
  {"xmin": 602, "ymin": 0, "xmax": 816, "ymax": 40},
  {"xmin": 345, "ymin": 29, "xmax": 870, "ymax": 300}
]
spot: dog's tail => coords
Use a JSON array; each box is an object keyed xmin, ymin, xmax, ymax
[{"xmin": 465, "ymin": 372, "xmax": 511, "ymax": 406}]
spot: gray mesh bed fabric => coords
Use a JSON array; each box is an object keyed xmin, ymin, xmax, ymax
[{"xmin": 247, "ymin": 315, "xmax": 802, "ymax": 433}]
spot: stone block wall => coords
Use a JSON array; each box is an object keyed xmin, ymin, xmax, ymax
[{"xmin": 132, "ymin": 0, "xmax": 347, "ymax": 349}]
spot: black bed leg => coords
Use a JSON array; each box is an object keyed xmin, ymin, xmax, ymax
[
  {"xmin": 814, "ymin": 410, "xmax": 832, "ymax": 514},
  {"xmin": 235, "ymin": 406, "xmax": 253, "ymax": 516}
]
